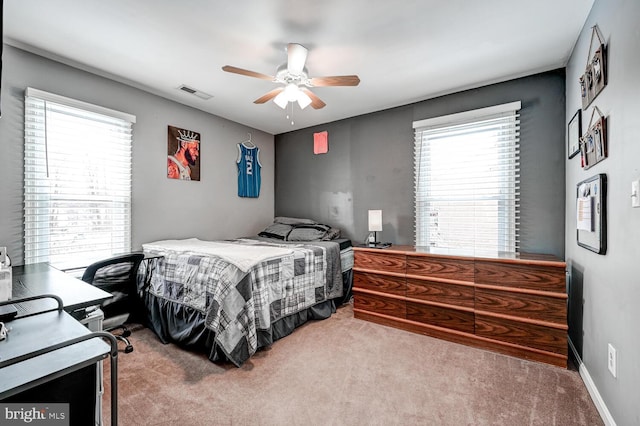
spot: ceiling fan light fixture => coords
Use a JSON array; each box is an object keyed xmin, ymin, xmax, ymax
[
  {"xmin": 273, "ymin": 91, "xmax": 288, "ymax": 109},
  {"xmin": 283, "ymin": 83, "xmax": 300, "ymax": 101},
  {"xmin": 296, "ymin": 91, "xmax": 312, "ymax": 110},
  {"xmin": 273, "ymin": 83, "xmax": 311, "ymax": 109}
]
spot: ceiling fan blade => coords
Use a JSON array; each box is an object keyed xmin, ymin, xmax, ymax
[
  {"xmin": 222, "ymin": 65, "xmax": 274, "ymax": 81},
  {"xmin": 287, "ymin": 43, "xmax": 308, "ymax": 75},
  {"xmin": 300, "ymin": 88, "xmax": 326, "ymax": 109},
  {"xmin": 253, "ymin": 87, "xmax": 284, "ymax": 104},
  {"xmin": 310, "ymin": 75, "xmax": 361, "ymax": 87}
]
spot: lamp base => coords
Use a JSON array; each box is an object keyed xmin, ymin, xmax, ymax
[{"xmin": 367, "ymin": 242, "xmax": 392, "ymax": 249}]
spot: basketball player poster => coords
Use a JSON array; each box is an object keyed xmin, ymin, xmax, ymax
[{"xmin": 167, "ymin": 125, "xmax": 201, "ymax": 181}]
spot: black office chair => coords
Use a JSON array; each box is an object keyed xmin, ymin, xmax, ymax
[{"xmin": 81, "ymin": 253, "xmax": 145, "ymax": 353}]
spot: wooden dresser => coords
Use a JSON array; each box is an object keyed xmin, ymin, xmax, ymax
[{"xmin": 352, "ymin": 246, "xmax": 568, "ymax": 367}]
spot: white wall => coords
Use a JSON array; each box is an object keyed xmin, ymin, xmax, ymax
[
  {"xmin": 565, "ymin": 0, "xmax": 640, "ymax": 424},
  {"xmin": 0, "ymin": 45, "xmax": 275, "ymax": 266}
]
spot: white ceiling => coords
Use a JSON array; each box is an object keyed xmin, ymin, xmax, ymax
[{"xmin": 4, "ymin": 0, "xmax": 594, "ymax": 135}]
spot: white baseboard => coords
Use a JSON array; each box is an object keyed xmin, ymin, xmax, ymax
[{"xmin": 569, "ymin": 338, "xmax": 616, "ymax": 426}]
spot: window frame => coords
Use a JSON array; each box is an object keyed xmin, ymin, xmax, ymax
[
  {"xmin": 24, "ymin": 88, "xmax": 136, "ymax": 269},
  {"xmin": 412, "ymin": 101, "xmax": 521, "ymax": 254}
]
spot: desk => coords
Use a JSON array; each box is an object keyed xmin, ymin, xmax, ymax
[
  {"xmin": 11, "ymin": 263, "xmax": 112, "ymax": 316},
  {"xmin": 0, "ymin": 296, "xmax": 118, "ymax": 426},
  {"xmin": 0, "ymin": 310, "xmax": 109, "ymax": 398},
  {"xmin": 2, "ymin": 265, "xmax": 117, "ymax": 425}
]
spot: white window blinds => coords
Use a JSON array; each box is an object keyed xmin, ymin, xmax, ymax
[
  {"xmin": 413, "ymin": 101, "xmax": 520, "ymax": 254},
  {"xmin": 24, "ymin": 88, "xmax": 136, "ymax": 269}
]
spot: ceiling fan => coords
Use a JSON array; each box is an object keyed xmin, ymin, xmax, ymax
[{"xmin": 222, "ymin": 43, "xmax": 360, "ymax": 110}]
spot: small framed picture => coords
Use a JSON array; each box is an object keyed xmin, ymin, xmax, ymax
[
  {"xmin": 568, "ymin": 109, "xmax": 581, "ymax": 159},
  {"xmin": 591, "ymin": 45, "xmax": 606, "ymax": 99}
]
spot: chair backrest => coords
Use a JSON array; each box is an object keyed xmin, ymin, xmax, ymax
[
  {"xmin": 82, "ymin": 253, "xmax": 145, "ymax": 288},
  {"xmin": 81, "ymin": 253, "xmax": 145, "ymax": 319}
]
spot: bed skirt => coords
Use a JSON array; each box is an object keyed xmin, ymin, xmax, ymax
[{"xmin": 140, "ymin": 270, "xmax": 352, "ymax": 365}]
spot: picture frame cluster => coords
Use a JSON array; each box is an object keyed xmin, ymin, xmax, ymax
[
  {"xmin": 573, "ymin": 25, "xmax": 609, "ymax": 255},
  {"xmin": 568, "ymin": 24, "xmax": 609, "ymax": 170}
]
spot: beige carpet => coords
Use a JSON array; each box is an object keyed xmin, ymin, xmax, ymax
[{"xmin": 103, "ymin": 303, "xmax": 602, "ymax": 425}]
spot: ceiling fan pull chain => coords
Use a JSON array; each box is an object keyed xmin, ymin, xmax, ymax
[{"xmin": 286, "ymin": 102, "xmax": 294, "ymax": 125}]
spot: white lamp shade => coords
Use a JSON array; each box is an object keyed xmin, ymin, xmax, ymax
[
  {"xmin": 296, "ymin": 90, "xmax": 312, "ymax": 109},
  {"xmin": 273, "ymin": 91, "xmax": 288, "ymax": 109},
  {"xmin": 368, "ymin": 210, "xmax": 383, "ymax": 232}
]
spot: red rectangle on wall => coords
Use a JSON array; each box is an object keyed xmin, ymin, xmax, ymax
[{"xmin": 314, "ymin": 131, "xmax": 328, "ymax": 154}]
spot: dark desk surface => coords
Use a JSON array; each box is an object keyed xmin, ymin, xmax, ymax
[
  {"xmin": 0, "ymin": 309, "xmax": 110, "ymax": 399},
  {"xmin": 11, "ymin": 263, "xmax": 112, "ymax": 316}
]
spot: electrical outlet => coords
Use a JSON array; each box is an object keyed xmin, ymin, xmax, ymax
[{"xmin": 607, "ymin": 343, "xmax": 617, "ymax": 378}]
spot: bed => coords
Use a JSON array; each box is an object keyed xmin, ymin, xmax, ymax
[{"xmin": 137, "ymin": 218, "xmax": 353, "ymax": 367}]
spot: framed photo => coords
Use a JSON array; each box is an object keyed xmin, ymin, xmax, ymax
[
  {"xmin": 576, "ymin": 173, "xmax": 607, "ymax": 254},
  {"xmin": 591, "ymin": 45, "xmax": 606, "ymax": 99},
  {"xmin": 578, "ymin": 26, "xmax": 607, "ymax": 109},
  {"xmin": 167, "ymin": 125, "xmax": 201, "ymax": 181},
  {"xmin": 568, "ymin": 109, "xmax": 581, "ymax": 159},
  {"xmin": 580, "ymin": 107, "xmax": 607, "ymax": 170}
]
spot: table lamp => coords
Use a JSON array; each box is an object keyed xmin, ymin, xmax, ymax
[{"xmin": 368, "ymin": 210, "xmax": 383, "ymax": 246}]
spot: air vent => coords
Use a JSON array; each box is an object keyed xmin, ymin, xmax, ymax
[{"xmin": 178, "ymin": 85, "xmax": 213, "ymax": 100}]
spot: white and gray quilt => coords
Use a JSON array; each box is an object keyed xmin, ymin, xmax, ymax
[{"xmin": 139, "ymin": 238, "xmax": 343, "ymax": 366}]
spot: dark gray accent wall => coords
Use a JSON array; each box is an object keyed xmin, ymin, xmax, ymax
[{"xmin": 276, "ymin": 69, "xmax": 566, "ymax": 258}]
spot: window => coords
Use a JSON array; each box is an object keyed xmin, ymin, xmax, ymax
[
  {"xmin": 24, "ymin": 88, "xmax": 136, "ymax": 269},
  {"xmin": 413, "ymin": 101, "xmax": 520, "ymax": 254}
]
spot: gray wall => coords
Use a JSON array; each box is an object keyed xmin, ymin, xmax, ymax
[
  {"xmin": 565, "ymin": 0, "xmax": 640, "ymax": 424},
  {"xmin": 0, "ymin": 45, "xmax": 275, "ymax": 266},
  {"xmin": 276, "ymin": 70, "xmax": 566, "ymax": 258}
]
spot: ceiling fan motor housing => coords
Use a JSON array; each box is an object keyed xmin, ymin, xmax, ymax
[{"xmin": 275, "ymin": 63, "xmax": 311, "ymax": 87}]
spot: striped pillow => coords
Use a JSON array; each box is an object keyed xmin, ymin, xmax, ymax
[
  {"xmin": 286, "ymin": 224, "xmax": 331, "ymax": 241},
  {"xmin": 258, "ymin": 223, "xmax": 293, "ymax": 240}
]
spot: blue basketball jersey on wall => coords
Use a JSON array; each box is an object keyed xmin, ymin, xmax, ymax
[{"xmin": 237, "ymin": 143, "xmax": 262, "ymax": 198}]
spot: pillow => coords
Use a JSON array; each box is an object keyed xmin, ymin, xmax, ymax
[
  {"xmin": 258, "ymin": 223, "xmax": 293, "ymax": 240},
  {"xmin": 274, "ymin": 216, "xmax": 317, "ymax": 226},
  {"xmin": 322, "ymin": 227, "xmax": 341, "ymax": 240},
  {"xmin": 286, "ymin": 224, "xmax": 331, "ymax": 241}
]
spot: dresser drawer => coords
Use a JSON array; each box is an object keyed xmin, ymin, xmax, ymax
[
  {"xmin": 406, "ymin": 256, "xmax": 474, "ymax": 282},
  {"xmin": 406, "ymin": 301, "xmax": 474, "ymax": 333},
  {"xmin": 475, "ymin": 288, "xmax": 567, "ymax": 324},
  {"xmin": 354, "ymin": 251, "xmax": 405, "ymax": 274},
  {"xmin": 475, "ymin": 261, "xmax": 565, "ymax": 293},
  {"xmin": 354, "ymin": 271, "xmax": 405, "ymax": 296},
  {"xmin": 352, "ymin": 246, "xmax": 568, "ymax": 368},
  {"xmin": 353, "ymin": 291, "xmax": 406, "ymax": 319},
  {"xmin": 475, "ymin": 313, "xmax": 567, "ymax": 355},
  {"xmin": 406, "ymin": 277, "xmax": 474, "ymax": 309}
]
